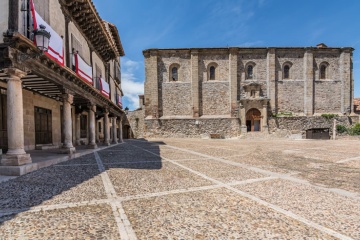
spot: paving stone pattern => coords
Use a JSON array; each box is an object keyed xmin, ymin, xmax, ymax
[{"xmin": 1, "ymin": 138, "xmax": 360, "ymax": 239}]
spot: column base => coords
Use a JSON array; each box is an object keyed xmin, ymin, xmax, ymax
[
  {"xmin": 1, "ymin": 154, "xmax": 32, "ymax": 166},
  {"xmin": 112, "ymin": 140, "xmax": 118, "ymax": 144},
  {"xmin": 241, "ymin": 125, "xmax": 248, "ymax": 134},
  {"xmin": 87, "ymin": 143, "xmax": 98, "ymax": 149},
  {"xmin": 103, "ymin": 141, "xmax": 110, "ymax": 146},
  {"xmin": 75, "ymin": 140, "xmax": 81, "ymax": 146},
  {"xmin": 0, "ymin": 163, "xmax": 38, "ymax": 176},
  {"xmin": 59, "ymin": 147, "xmax": 76, "ymax": 154}
]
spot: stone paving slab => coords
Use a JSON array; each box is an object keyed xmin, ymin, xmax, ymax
[
  {"xmin": 235, "ymin": 179, "xmax": 360, "ymax": 240},
  {"xmin": 106, "ymin": 162, "xmax": 213, "ymax": 197},
  {"xmin": 0, "ymin": 165, "xmax": 104, "ymax": 209},
  {"xmin": 55, "ymin": 153, "xmax": 97, "ymax": 165},
  {"xmin": 122, "ymin": 188, "xmax": 337, "ymax": 240},
  {"xmin": 0, "ymin": 204, "xmax": 119, "ymax": 239},
  {"xmin": 177, "ymin": 159, "xmax": 266, "ymax": 183}
]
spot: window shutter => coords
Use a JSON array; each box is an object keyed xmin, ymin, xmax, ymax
[
  {"xmin": 34, "ymin": 0, "xmax": 49, "ymax": 23},
  {"xmin": 71, "ymin": 34, "xmax": 83, "ymax": 57}
]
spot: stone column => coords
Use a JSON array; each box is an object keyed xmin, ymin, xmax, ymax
[
  {"xmin": 119, "ymin": 119, "xmax": 123, "ymax": 143},
  {"xmin": 262, "ymin": 104, "xmax": 269, "ymax": 133},
  {"xmin": 75, "ymin": 113, "xmax": 81, "ymax": 146},
  {"xmin": 61, "ymin": 93, "xmax": 76, "ymax": 154},
  {"xmin": 88, "ymin": 104, "xmax": 97, "ymax": 149},
  {"xmin": 1, "ymin": 68, "xmax": 31, "ymax": 166},
  {"xmin": 103, "ymin": 109, "xmax": 110, "ymax": 146},
  {"xmin": 112, "ymin": 117, "xmax": 118, "ymax": 144},
  {"xmin": 143, "ymin": 50, "xmax": 159, "ymax": 118},
  {"xmin": 229, "ymin": 48, "xmax": 238, "ymax": 117},
  {"xmin": 340, "ymin": 49, "xmax": 352, "ymax": 114},
  {"xmin": 191, "ymin": 50, "xmax": 200, "ymax": 117},
  {"xmin": 239, "ymin": 103, "xmax": 247, "ymax": 134},
  {"xmin": 304, "ymin": 48, "xmax": 314, "ymax": 116},
  {"xmin": 267, "ymin": 48, "xmax": 276, "ymax": 113},
  {"xmin": 95, "ymin": 118, "xmax": 101, "ymax": 143}
]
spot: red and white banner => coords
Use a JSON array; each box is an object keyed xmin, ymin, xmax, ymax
[
  {"xmin": 118, "ymin": 95, "xmax": 122, "ymax": 108},
  {"xmin": 99, "ymin": 78, "xmax": 110, "ymax": 98},
  {"xmin": 73, "ymin": 53, "xmax": 93, "ymax": 84},
  {"xmin": 30, "ymin": 0, "xmax": 64, "ymax": 66}
]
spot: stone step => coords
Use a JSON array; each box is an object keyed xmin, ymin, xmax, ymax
[{"xmin": 35, "ymin": 144, "xmax": 60, "ymax": 150}]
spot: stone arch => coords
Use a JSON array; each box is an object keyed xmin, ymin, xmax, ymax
[
  {"xmin": 207, "ymin": 62, "xmax": 219, "ymax": 80},
  {"xmin": 282, "ymin": 61, "xmax": 293, "ymax": 79},
  {"xmin": 169, "ymin": 63, "xmax": 180, "ymax": 81},
  {"xmin": 319, "ymin": 61, "xmax": 329, "ymax": 80},
  {"xmin": 246, "ymin": 108, "xmax": 262, "ymax": 132},
  {"xmin": 245, "ymin": 61, "xmax": 256, "ymax": 80}
]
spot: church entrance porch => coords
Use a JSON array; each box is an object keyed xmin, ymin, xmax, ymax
[{"xmin": 246, "ymin": 108, "xmax": 262, "ymax": 132}]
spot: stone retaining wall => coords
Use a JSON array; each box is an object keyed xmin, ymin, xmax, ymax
[{"xmin": 144, "ymin": 118, "xmax": 241, "ymax": 138}]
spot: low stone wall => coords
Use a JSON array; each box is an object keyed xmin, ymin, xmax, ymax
[
  {"xmin": 127, "ymin": 108, "xmax": 145, "ymax": 138},
  {"xmin": 268, "ymin": 116, "xmax": 359, "ymax": 138},
  {"xmin": 144, "ymin": 118, "xmax": 241, "ymax": 138}
]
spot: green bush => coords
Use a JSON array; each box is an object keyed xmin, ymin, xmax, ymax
[
  {"xmin": 348, "ymin": 123, "xmax": 360, "ymax": 135},
  {"xmin": 336, "ymin": 124, "xmax": 347, "ymax": 134},
  {"xmin": 321, "ymin": 113, "xmax": 338, "ymax": 119}
]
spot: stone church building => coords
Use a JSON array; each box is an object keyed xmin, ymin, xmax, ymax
[
  {"xmin": 0, "ymin": 0, "xmax": 125, "ymax": 175},
  {"xmin": 139, "ymin": 45, "xmax": 357, "ymax": 138}
]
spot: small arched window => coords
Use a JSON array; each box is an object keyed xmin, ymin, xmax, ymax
[
  {"xmin": 320, "ymin": 64, "xmax": 327, "ymax": 79},
  {"xmin": 171, "ymin": 67, "xmax": 178, "ymax": 81},
  {"xmin": 283, "ymin": 65, "xmax": 290, "ymax": 79},
  {"xmin": 247, "ymin": 65, "xmax": 253, "ymax": 79},
  {"xmin": 209, "ymin": 66, "xmax": 215, "ymax": 80}
]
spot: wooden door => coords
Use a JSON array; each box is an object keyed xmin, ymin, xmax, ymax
[{"xmin": 35, "ymin": 107, "xmax": 52, "ymax": 144}]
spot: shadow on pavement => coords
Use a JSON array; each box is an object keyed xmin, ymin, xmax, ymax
[{"xmin": 0, "ymin": 139, "xmax": 163, "ymax": 225}]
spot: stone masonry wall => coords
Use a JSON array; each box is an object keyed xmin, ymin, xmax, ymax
[
  {"xmin": 127, "ymin": 108, "xmax": 145, "ymax": 138},
  {"xmin": 277, "ymin": 80, "xmax": 304, "ymax": 114},
  {"xmin": 202, "ymin": 82, "xmax": 230, "ymax": 116},
  {"xmin": 314, "ymin": 81, "xmax": 342, "ymax": 113},
  {"xmin": 199, "ymin": 53, "xmax": 229, "ymax": 81},
  {"xmin": 162, "ymin": 82, "xmax": 192, "ymax": 116},
  {"xmin": 144, "ymin": 118, "xmax": 241, "ymax": 138},
  {"xmin": 158, "ymin": 51, "xmax": 191, "ymax": 83},
  {"xmin": 23, "ymin": 89, "xmax": 62, "ymax": 150},
  {"xmin": 276, "ymin": 50, "xmax": 304, "ymax": 80},
  {"xmin": 268, "ymin": 116, "xmax": 358, "ymax": 138}
]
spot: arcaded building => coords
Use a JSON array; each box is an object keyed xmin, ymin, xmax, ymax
[
  {"xmin": 142, "ymin": 45, "xmax": 357, "ymax": 138},
  {"xmin": 0, "ymin": 0, "xmax": 125, "ymax": 175}
]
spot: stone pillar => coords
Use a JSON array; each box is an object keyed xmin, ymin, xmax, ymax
[
  {"xmin": 191, "ymin": 50, "xmax": 200, "ymax": 117},
  {"xmin": 229, "ymin": 48, "xmax": 238, "ymax": 117},
  {"xmin": 143, "ymin": 50, "xmax": 159, "ymax": 118},
  {"xmin": 103, "ymin": 109, "xmax": 110, "ymax": 145},
  {"xmin": 239, "ymin": 103, "xmax": 247, "ymax": 134},
  {"xmin": 112, "ymin": 117, "xmax": 118, "ymax": 144},
  {"xmin": 75, "ymin": 113, "xmax": 81, "ymax": 146},
  {"xmin": 340, "ymin": 49, "xmax": 352, "ymax": 114},
  {"xmin": 61, "ymin": 93, "xmax": 76, "ymax": 154},
  {"xmin": 119, "ymin": 119, "xmax": 123, "ymax": 143},
  {"xmin": 262, "ymin": 104, "xmax": 269, "ymax": 133},
  {"xmin": 88, "ymin": 104, "xmax": 97, "ymax": 149},
  {"xmin": 304, "ymin": 48, "xmax": 314, "ymax": 116},
  {"xmin": 1, "ymin": 68, "xmax": 31, "ymax": 166},
  {"xmin": 267, "ymin": 48, "xmax": 276, "ymax": 113},
  {"xmin": 95, "ymin": 118, "xmax": 101, "ymax": 143}
]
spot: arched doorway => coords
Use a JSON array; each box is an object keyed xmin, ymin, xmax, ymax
[{"xmin": 246, "ymin": 108, "xmax": 262, "ymax": 132}]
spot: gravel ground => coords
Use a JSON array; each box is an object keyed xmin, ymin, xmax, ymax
[{"xmin": 0, "ymin": 138, "xmax": 359, "ymax": 239}]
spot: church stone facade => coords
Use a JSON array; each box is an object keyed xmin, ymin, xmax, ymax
[{"xmin": 141, "ymin": 45, "xmax": 356, "ymax": 138}]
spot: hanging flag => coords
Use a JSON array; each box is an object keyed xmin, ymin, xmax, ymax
[
  {"xmin": 99, "ymin": 77, "xmax": 110, "ymax": 98},
  {"xmin": 73, "ymin": 53, "xmax": 93, "ymax": 84},
  {"xmin": 30, "ymin": 0, "xmax": 64, "ymax": 66}
]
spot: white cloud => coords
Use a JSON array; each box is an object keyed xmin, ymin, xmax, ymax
[{"xmin": 121, "ymin": 58, "xmax": 144, "ymax": 110}]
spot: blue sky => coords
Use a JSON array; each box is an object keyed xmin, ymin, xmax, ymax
[{"xmin": 93, "ymin": 0, "xmax": 360, "ymax": 110}]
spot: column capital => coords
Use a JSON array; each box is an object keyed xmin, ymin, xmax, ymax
[
  {"xmin": 104, "ymin": 107, "xmax": 109, "ymax": 114},
  {"xmin": 87, "ymin": 103, "xmax": 96, "ymax": 112},
  {"xmin": 4, "ymin": 68, "xmax": 27, "ymax": 80},
  {"xmin": 62, "ymin": 93, "xmax": 74, "ymax": 104}
]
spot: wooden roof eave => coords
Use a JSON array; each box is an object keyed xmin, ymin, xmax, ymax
[
  {"xmin": 60, "ymin": 0, "xmax": 119, "ymax": 62},
  {"xmin": 8, "ymin": 33, "xmax": 124, "ymax": 115}
]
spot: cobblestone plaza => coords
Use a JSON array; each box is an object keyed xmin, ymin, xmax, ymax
[{"xmin": 0, "ymin": 139, "xmax": 359, "ymax": 239}]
